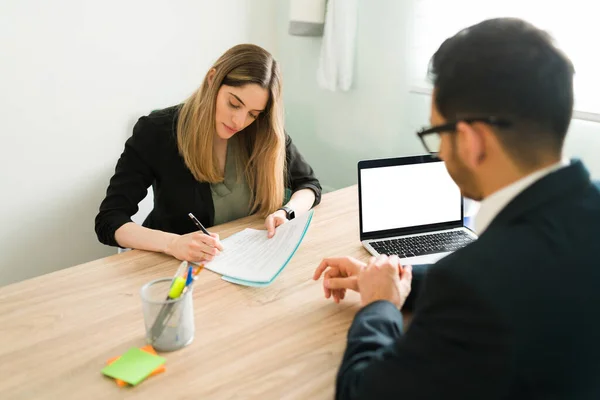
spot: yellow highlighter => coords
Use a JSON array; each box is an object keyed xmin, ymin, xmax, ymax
[
  {"xmin": 168, "ymin": 276, "xmax": 186, "ymax": 299},
  {"xmin": 163, "ymin": 261, "xmax": 188, "ymax": 297}
]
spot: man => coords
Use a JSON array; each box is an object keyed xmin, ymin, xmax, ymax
[{"xmin": 314, "ymin": 18, "xmax": 600, "ymax": 399}]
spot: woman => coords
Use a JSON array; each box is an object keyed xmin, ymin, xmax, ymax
[{"xmin": 95, "ymin": 44, "xmax": 322, "ymax": 263}]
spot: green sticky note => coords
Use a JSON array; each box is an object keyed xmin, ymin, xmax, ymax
[{"xmin": 101, "ymin": 347, "xmax": 166, "ymax": 386}]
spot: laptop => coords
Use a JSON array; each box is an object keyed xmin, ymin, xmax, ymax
[{"xmin": 358, "ymin": 155, "xmax": 477, "ymax": 265}]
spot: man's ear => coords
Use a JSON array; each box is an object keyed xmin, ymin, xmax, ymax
[
  {"xmin": 455, "ymin": 121, "xmax": 487, "ymax": 168},
  {"xmin": 207, "ymin": 68, "xmax": 217, "ymax": 86}
]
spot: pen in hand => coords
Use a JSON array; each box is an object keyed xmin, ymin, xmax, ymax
[
  {"xmin": 188, "ymin": 213, "xmax": 210, "ymax": 235},
  {"xmin": 188, "ymin": 213, "xmax": 224, "ymax": 251}
]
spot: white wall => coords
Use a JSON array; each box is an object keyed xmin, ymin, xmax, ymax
[
  {"xmin": 275, "ymin": 0, "xmax": 600, "ymax": 192},
  {"xmin": 0, "ymin": 0, "xmax": 277, "ymax": 286}
]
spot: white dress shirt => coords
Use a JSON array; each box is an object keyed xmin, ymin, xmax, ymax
[{"xmin": 474, "ymin": 160, "xmax": 569, "ymax": 235}]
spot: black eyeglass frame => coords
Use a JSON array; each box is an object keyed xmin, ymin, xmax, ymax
[{"xmin": 416, "ymin": 116, "xmax": 512, "ymax": 155}]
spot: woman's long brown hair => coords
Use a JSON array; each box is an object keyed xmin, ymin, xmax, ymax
[{"xmin": 177, "ymin": 44, "xmax": 286, "ymax": 217}]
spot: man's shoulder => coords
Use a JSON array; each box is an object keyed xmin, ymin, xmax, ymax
[
  {"xmin": 436, "ymin": 226, "xmax": 537, "ymax": 269},
  {"xmin": 428, "ymin": 214, "xmax": 599, "ymax": 311},
  {"xmin": 429, "ymin": 225, "xmax": 550, "ymax": 298}
]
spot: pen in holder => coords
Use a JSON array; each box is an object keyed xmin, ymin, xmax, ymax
[{"xmin": 140, "ymin": 277, "xmax": 195, "ymax": 352}]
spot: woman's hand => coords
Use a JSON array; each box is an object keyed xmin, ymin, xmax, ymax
[
  {"xmin": 166, "ymin": 232, "xmax": 223, "ymax": 262},
  {"xmin": 265, "ymin": 209, "xmax": 288, "ymax": 238}
]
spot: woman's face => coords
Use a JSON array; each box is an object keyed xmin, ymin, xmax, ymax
[{"xmin": 214, "ymin": 83, "xmax": 269, "ymax": 140}]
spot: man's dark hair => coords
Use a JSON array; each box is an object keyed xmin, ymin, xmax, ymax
[{"xmin": 429, "ymin": 18, "xmax": 574, "ymax": 166}]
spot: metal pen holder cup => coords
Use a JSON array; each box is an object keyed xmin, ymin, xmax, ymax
[{"xmin": 140, "ymin": 278, "xmax": 195, "ymax": 352}]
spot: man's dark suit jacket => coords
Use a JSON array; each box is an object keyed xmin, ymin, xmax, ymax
[{"xmin": 337, "ymin": 161, "xmax": 600, "ymax": 400}]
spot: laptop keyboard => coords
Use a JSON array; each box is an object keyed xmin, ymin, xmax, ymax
[{"xmin": 370, "ymin": 230, "xmax": 474, "ymax": 258}]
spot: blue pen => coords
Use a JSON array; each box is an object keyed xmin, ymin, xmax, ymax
[{"xmin": 184, "ymin": 264, "xmax": 194, "ymax": 291}]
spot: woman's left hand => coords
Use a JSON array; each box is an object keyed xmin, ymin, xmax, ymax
[{"xmin": 265, "ymin": 209, "xmax": 288, "ymax": 238}]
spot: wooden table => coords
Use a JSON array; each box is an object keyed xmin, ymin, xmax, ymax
[{"xmin": 0, "ymin": 185, "xmax": 403, "ymax": 399}]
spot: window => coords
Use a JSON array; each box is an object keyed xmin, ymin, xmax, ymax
[{"xmin": 409, "ymin": 0, "xmax": 600, "ymax": 119}]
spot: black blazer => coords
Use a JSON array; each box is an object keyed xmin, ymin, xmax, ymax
[
  {"xmin": 337, "ymin": 161, "xmax": 600, "ymax": 400},
  {"xmin": 95, "ymin": 106, "xmax": 322, "ymax": 247}
]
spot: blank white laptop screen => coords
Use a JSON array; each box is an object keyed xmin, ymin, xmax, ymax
[{"xmin": 360, "ymin": 161, "xmax": 462, "ymax": 233}]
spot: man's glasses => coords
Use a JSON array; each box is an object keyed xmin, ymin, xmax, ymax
[{"xmin": 416, "ymin": 117, "xmax": 511, "ymax": 155}]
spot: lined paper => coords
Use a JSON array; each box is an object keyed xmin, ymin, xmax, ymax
[{"xmin": 203, "ymin": 210, "xmax": 313, "ymax": 284}]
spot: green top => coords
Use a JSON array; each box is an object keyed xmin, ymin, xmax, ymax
[{"xmin": 210, "ymin": 138, "xmax": 252, "ymax": 226}]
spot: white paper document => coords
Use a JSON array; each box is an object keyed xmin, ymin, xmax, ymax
[{"xmin": 203, "ymin": 210, "xmax": 313, "ymax": 285}]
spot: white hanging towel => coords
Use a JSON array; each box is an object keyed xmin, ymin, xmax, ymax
[
  {"xmin": 317, "ymin": 0, "xmax": 359, "ymax": 92},
  {"xmin": 288, "ymin": 0, "xmax": 326, "ymax": 37}
]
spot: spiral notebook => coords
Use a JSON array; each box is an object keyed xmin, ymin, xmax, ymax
[{"xmin": 202, "ymin": 210, "xmax": 313, "ymax": 287}]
